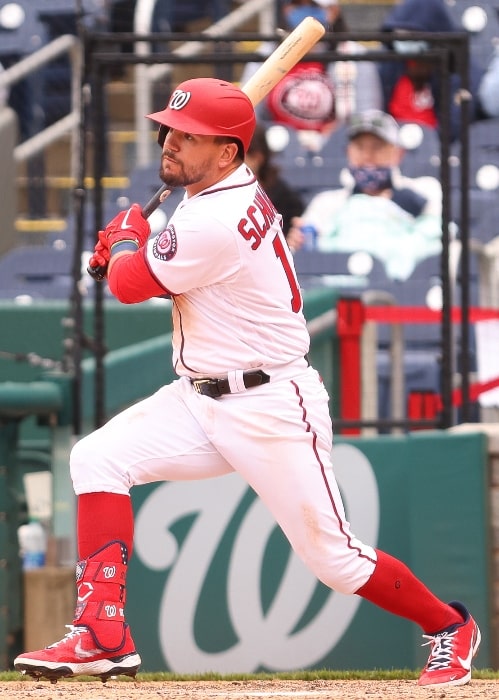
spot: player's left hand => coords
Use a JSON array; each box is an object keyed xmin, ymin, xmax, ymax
[{"xmin": 104, "ymin": 203, "xmax": 151, "ymax": 251}]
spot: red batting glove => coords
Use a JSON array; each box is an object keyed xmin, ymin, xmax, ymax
[
  {"xmin": 104, "ymin": 203, "xmax": 151, "ymax": 255},
  {"xmin": 88, "ymin": 230, "xmax": 110, "ymax": 272}
]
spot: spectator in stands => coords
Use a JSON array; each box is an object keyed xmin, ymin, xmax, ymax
[
  {"xmin": 478, "ymin": 47, "xmax": 499, "ymax": 118},
  {"xmin": 246, "ymin": 123, "xmax": 305, "ymax": 252},
  {"xmin": 377, "ymin": 0, "xmax": 484, "ymax": 142},
  {"xmin": 240, "ymin": 0, "xmax": 382, "ymax": 145},
  {"xmin": 288, "ymin": 110, "xmax": 442, "ymax": 280}
]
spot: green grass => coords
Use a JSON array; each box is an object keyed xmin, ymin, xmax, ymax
[{"xmin": 2, "ymin": 669, "xmax": 499, "ymax": 683}]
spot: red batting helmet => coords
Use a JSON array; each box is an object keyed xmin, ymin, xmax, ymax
[{"xmin": 147, "ymin": 78, "xmax": 256, "ymax": 153}]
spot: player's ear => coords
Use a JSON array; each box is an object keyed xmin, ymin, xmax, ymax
[{"xmin": 219, "ymin": 140, "xmax": 241, "ymax": 167}]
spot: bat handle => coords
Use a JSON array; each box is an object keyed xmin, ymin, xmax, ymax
[{"xmin": 87, "ymin": 184, "xmax": 171, "ymax": 281}]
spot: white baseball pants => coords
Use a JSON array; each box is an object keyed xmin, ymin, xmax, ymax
[{"xmin": 70, "ymin": 360, "xmax": 376, "ymax": 594}]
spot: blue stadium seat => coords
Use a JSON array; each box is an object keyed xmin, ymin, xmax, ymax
[
  {"xmin": 451, "ymin": 186, "xmax": 499, "ymax": 243},
  {"xmin": 0, "ymin": 244, "xmax": 74, "ymax": 299},
  {"xmin": 266, "ymin": 125, "xmax": 345, "ymax": 203},
  {"xmin": 33, "ymin": 0, "xmax": 107, "ymax": 18},
  {"xmin": 398, "ymin": 122, "xmax": 442, "ymax": 178},
  {"xmin": 444, "ymin": 0, "xmax": 499, "ymax": 70},
  {"xmin": 468, "ymin": 192, "xmax": 499, "ymax": 243},
  {"xmin": 293, "ymin": 249, "xmax": 379, "ymax": 294},
  {"xmin": 449, "ymin": 118, "xmax": 499, "ymax": 242},
  {"xmin": 468, "ymin": 117, "xmax": 499, "ymax": 173},
  {"xmin": 315, "ymin": 123, "xmax": 349, "ymax": 161},
  {"xmin": 0, "ymin": 0, "xmax": 47, "ymax": 59},
  {"xmin": 451, "ymin": 117, "xmax": 499, "ymax": 175}
]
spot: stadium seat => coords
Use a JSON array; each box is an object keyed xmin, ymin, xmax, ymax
[
  {"xmin": 0, "ymin": 244, "xmax": 74, "ymax": 299},
  {"xmin": 266, "ymin": 124, "xmax": 345, "ymax": 203},
  {"xmin": 444, "ymin": 0, "xmax": 499, "ymax": 71},
  {"xmin": 398, "ymin": 122, "xmax": 442, "ymax": 178},
  {"xmin": 468, "ymin": 117, "xmax": 499, "ymax": 173},
  {"xmin": 293, "ymin": 249, "xmax": 384, "ymax": 294},
  {"xmin": 0, "ymin": 1, "xmax": 47, "ymax": 60},
  {"xmin": 450, "ymin": 186, "xmax": 499, "ymax": 244}
]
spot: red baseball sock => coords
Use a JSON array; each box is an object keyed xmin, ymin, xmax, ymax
[
  {"xmin": 356, "ymin": 549, "xmax": 463, "ymax": 634},
  {"xmin": 77, "ymin": 492, "xmax": 134, "ymax": 559}
]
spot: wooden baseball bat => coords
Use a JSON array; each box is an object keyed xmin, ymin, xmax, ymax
[{"xmin": 88, "ymin": 15, "xmax": 326, "ymax": 281}]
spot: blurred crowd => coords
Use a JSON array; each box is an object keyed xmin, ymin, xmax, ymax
[
  {"xmin": 242, "ymin": 0, "xmax": 499, "ymax": 276},
  {"xmin": 1, "ymin": 0, "xmax": 498, "ymax": 271}
]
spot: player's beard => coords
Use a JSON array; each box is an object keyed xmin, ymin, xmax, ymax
[{"xmin": 159, "ymin": 152, "xmax": 213, "ymax": 189}]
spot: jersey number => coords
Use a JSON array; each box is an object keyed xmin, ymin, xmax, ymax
[{"xmin": 273, "ymin": 234, "xmax": 302, "ymax": 313}]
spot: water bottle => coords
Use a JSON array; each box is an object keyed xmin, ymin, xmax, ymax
[
  {"xmin": 18, "ymin": 519, "xmax": 47, "ymax": 570},
  {"xmin": 301, "ymin": 224, "xmax": 318, "ymax": 251}
]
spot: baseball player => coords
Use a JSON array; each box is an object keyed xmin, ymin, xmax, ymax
[{"xmin": 14, "ymin": 77, "xmax": 479, "ymax": 687}]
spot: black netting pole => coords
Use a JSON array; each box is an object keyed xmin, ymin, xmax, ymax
[
  {"xmin": 92, "ymin": 65, "xmax": 107, "ymax": 429},
  {"xmin": 438, "ymin": 45, "xmax": 453, "ymax": 428},
  {"xmin": 69, "ymin": 1, "xmax": 90, "ymax": 437}
]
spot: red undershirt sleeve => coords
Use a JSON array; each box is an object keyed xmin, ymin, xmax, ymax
[{"xmin": 107, "ymin": 248, "xmax": 172, "ymax": 303}]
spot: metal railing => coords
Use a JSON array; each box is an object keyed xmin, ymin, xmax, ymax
[
  {"xmin": 0, "ymin": 33, "xmax": 82, "ymax": 180},
  {"xmin": 0, "ymin": 0, "xmax": 276, "ymax": 180}
]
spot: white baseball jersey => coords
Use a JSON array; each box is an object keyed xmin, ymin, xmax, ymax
[{"xmin": 146, "ymin": 164, "xmax": 310, "ymax": 378}]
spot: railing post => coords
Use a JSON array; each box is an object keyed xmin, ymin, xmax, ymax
[{"xmin": 336, "ymin": 297, "xmax": 364, "ymax": 435}]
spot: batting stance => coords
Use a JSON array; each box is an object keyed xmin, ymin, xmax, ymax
[{"xmin": 15, "ymin": 78, "xmax": 480, "ymax": 687}]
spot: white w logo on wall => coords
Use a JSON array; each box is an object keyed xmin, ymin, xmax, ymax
[{"xmin": 134, "ymin": 444, "xmax": 379, "ymax": 673}]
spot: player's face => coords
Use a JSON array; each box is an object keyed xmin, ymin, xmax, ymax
[{"xmin": 159, "ymin": 128, "xmax": 237, "ymax": 195}]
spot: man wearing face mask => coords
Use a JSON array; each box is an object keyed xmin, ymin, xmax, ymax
[{"xmin": 288, "ymin": 110, "xmax": 442, "ymax": 281}]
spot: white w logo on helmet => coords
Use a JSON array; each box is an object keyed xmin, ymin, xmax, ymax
[{"xmin": 169, "ymin": 90, "xmax": 191, "ymax": 110}]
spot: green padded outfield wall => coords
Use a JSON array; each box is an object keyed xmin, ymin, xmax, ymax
[
  {"xmin": 0, "ymin": 288, "xmax": 339, "ymax": 428},
  {"xmin": 128, "ymin": 431, "xmax": 490, "ymax": 673},
  {"xmin": 0, "ymin": 289, "xmax": 337, "ymax": 384},
  {"xmin": 0, "ymin": 299, "xmax": 173, "ymax": 384}
]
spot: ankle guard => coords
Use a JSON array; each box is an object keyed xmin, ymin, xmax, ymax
[{"xmin": 73, "ymin": 540, "xmax": 129, "ymax": 652}]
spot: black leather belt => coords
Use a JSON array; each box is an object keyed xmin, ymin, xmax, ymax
[{"xmin": 191, "ymin": 369, "xmax": 270, "ymax": 399}]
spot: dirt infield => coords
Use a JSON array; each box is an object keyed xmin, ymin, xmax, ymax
[{"xmin": 1, "ymin": 679, "xmax": 498, "ymax": 699}]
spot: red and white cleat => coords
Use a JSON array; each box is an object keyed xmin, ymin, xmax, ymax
[
  {"xmin": 14, "ymin": 624, "xmax": 141, "ymax": 683},
  {"xmin": 418, "ymin": 601, "xmax": 481, "ymax": 687}
]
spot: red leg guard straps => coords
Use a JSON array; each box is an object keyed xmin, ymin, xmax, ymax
[{"xmin": 73, "ymin": 540, "xmax": 129, "ymax": 652}]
